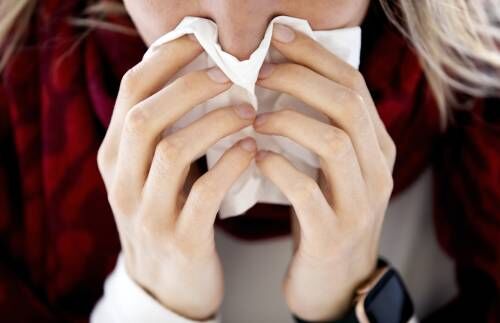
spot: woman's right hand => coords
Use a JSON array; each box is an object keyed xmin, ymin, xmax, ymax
[{"xmin": 96, "ymin": 35, "xmax": 257, "ymax": 320}]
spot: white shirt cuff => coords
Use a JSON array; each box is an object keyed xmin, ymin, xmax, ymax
[{"xmin": 91, "ymin": 252, "xmax": 221, "ymax": 323}]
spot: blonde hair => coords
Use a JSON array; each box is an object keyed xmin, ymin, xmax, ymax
[
  {"xmin": 1, "ymin": 0, "xmax": 499, "ymax": 125},
  {"xmin": 380, "ymin": 0, "xmax": 500, "ymax": 124}
]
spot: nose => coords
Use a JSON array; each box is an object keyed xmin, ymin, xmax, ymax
[{"xmin": 200, "ymin": 0, "xmax": 280, "ymax": 60}]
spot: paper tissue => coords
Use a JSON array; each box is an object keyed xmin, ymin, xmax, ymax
[{"xmin": 143, "ymin": 15, "xmax": 362, "ymax": 218}]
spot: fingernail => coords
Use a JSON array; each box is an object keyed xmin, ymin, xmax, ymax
[
  {"xmin": 256, "ymin": 150, "xmax": 270, "ymax": 161},
  {"xmin": 254, "ymin": 112, "xmax": 270, "ymax": 127},
  {"xmin": 258, "ymin": 63, "xmax": 275, "ymax": 80},
  {"xmin": 207, "ymin": 67, "xmax": 230, "ymax": 83},
  {"xmin": 273, "ymin": 24, "xmax": 295, "ymax": 43},
  {"xmin": 234, "ymin": 103, "xmax": 256, "ymax": 119},
  {"xmin": 240, "ymin": 137, "xmax": 257, "ymax": 152}
]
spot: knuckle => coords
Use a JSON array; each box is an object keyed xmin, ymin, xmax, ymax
[
  {"xmin": 380, "ymin": 172, "xmax": 394, "ymax": 200},
  {"xmin": 96, "ymin": 145, "xmax": 110, "ymax": 174},
  {"xmin": 368, "ymin": 168, "xmax": 394, "ymax": 210},
  {"xmin": 184, "ymin": 198, "xmax": 206, "ymax": 222},
  {"xmin": 290, "ymin": 176, "xmax": 320, "ymax": 206},
  {"xmin": 155, "ymin": 138, "xmax": 184, "ymax": 169},
  {"xmin": 348, "ymin": 70, "xmax": 367, "ymax": 91},
  {"xmin": 322, "ymin": 127, "xmax": 345, "ymax": 144},
  {"xmin": 108, "ymin": 184, "xmax": 135, "ymax": 216},
  {"xmin": 190, "ymin": 175, "xmax": 220, "ymax": 204},
  {"xmin": 344, "ymin": 92, "xmax": 368, "ymax": 125},
  {"xmin": 384, "ymin": 137, "xmax": 397, "ymax": 167},
  {"xmin": 120, "ymin": 65, "xmax": 142, "ymax": 94},
  {"xmin": 124, "ymin": 105, "xmax": 148, "ymax": 134},
  {"xmin": 322, "ymin": 128, "xmax": 353, "ymax": 159}
]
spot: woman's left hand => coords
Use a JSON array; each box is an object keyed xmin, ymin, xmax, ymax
[{"xmin": 254, "ymin": 24, "xmax": 397, "ymax": 321}]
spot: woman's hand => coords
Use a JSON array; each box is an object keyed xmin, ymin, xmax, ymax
[
  {"xmin": 254, "ymin": 24, "xmax": 397, "ymax": 321},
  {"xmin": 96, "ymin": 35, "xmax": 258, "ymax": 320}
]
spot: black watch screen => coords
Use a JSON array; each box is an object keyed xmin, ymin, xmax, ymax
[{"xmin": 364, "ymin": 268, "xmax": 414, "ymax": 323}]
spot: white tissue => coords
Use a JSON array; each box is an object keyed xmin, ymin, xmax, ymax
[{"xmin": 143, "ymin": 16, "xmax": 362, "ymax": 219}]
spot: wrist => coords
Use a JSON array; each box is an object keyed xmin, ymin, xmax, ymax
[
  {"xmin": 289, "ymin": 254, "xmax": 378, "ymax": 321},
  {"xmin": 285, "ymin": 262, "xmax": 376, "ymax": 321},
  {"xmin": 126, "ymin": 264, "xmax": 222, "ymax": 321},
  {"xmin": 139, "ymin": 284, "xmax": 220, "ymax": 322},
  {"xmin": 148, "ymin": 284, "xmax": 221, "ymax": 321},
  {"xmin": 292, "ymin": 258, "xmax": 414, "ymax": 323},
  {"xmin": 94, "ymin": 253, "xmax": 222, "ymax": 323}
]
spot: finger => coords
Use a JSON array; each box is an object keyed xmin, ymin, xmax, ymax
[
  {"xmin": 270, "ymin": 24, "xmax": 394, "ymax": 164},
  {"xmin": 112, "ymin": 67, "xmax": 232, "ymax": 205},
  {"xmin": 272, "ymin": 24, "xmax": 363, "ymax": 93},
  {"xmin": 140, "ymin": 104, "xmax": 256, "ymax": 226},
  {"xmin": 118, "ymin": 35, "xmax": 203, "ymax": 107},
  {"xmin": 254, "ymin": 150, "xmax": 336, "ymax": 238},
  {"xmin": 257, "ymin": 63, "xmax": 390, "ymax": 199},
  {"xmin": 101, "ymin": 35, "xmax": 203, "ymax": 168},
  {"xmin": 124, "ymin": 67, "xmax": 232, "ymax": 144},
  {"xmin": 176, "ymin": 137, "xmax": 257, "ymax": 239},
  {"xmin": 254, "ymin": 111, "xmax": 366, "ymax": 215}
]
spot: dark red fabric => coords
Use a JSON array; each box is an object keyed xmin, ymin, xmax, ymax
[{"xmin": 0, "ymin": 0, "xmax": 498, "ymax": 322}]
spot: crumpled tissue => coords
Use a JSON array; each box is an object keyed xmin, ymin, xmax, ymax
[{"xmin": 143, "ymin": 16, "xmax": 362, "ymax": 218}]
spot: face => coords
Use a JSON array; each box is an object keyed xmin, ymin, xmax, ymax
[{"xmin": 123, "ymin": 0, "xmax": 370, "ymax": 60}]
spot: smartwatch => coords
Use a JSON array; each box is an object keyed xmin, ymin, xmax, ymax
[{"xmin": 293, "ymin": 259, "xmax": 414, "ymax": 323}]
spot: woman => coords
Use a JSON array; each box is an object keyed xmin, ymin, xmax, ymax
[{"xmin": 0, "ymin": 0, "xmax": 498, "ymax": 322}]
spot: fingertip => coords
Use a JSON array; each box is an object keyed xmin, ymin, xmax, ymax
[
  {"xmin": 258, "ymin": 63, "xmax": 275, "ymax": 80},
  {"xmin": 234, "ymin": 103, "xmax": 257, "ymax": 120},
  {"xmin": 255, "ymin": 150, "xmax": 271, "ymax": 162},
  {"xmin": 272, "ymin": 23, "xmax": 296, "ymax": 43},
  {"xmin": 186, "ymin": 33, "xmax": 198, "ymax": 43},
  {"xmin": 239, "ymin": 137, "xmax": 257, "ymax": 153},
  {"xmin": 253, "ymin": 112, "xmax": 270, "ymax": 128}
]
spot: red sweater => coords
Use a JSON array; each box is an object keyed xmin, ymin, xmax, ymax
[{"xmin": 0, "ymin": 1, "xmax": 498, "ymax": 322}]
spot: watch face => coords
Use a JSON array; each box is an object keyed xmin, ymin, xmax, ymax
[{"xmin": 364, "ymin": 269, "xmax": 414, "ymax": 323}]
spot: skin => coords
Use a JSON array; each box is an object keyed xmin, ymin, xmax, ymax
[
  {"xmin": 122, "ymin": 0, "xmax": 370, "ymax": 58},
  {"xmin": 97, "ymin": 0, "xmax": 397, "ymax": 321}
]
